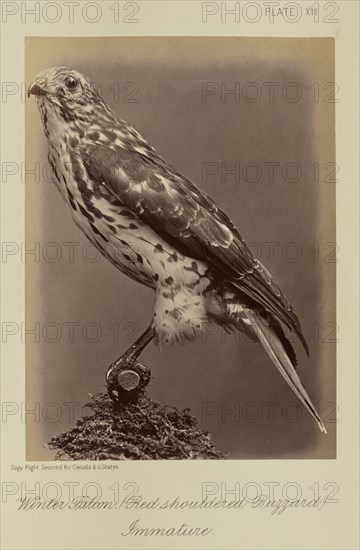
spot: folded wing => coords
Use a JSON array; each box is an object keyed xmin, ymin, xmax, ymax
[{"xmin": 83, "ymin": 142, "xmax": 308, "ymax": 354}]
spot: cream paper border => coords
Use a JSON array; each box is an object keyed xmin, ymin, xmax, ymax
[{"xmin": 1, "ymin": 1, "xmax": 359, "ymax": 549}]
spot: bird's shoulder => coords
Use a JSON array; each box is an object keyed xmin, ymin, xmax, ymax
[{"xmin": 81, "ymin": 124, "xmax": 245, "ymax": 244}]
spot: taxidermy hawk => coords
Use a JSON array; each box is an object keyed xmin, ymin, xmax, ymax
[{"xmin": 28, "ymin": 67, "xmax": 326, "ymax": 433}]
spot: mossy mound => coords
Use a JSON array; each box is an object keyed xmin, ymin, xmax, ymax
[{"xmin": 49, "ymin": 392, "xmax": 226, "ymax": 460}]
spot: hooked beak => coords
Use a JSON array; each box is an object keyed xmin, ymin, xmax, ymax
[{"xmin": 28, "ymin": 82, "xmax": 47, "ymax": 98}]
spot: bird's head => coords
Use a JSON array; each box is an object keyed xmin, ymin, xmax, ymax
[
  {"xmin": 28, "ymin": 67, "xmax": 107, "ymax": 130},
  {"xmin": 28, "ymin": 67, "xmax": 99, "ymax": 104}
]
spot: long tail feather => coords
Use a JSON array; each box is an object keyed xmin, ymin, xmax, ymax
[{"xmin": 245, "ymin": 309, "xmax": 326, "ymax": 434}]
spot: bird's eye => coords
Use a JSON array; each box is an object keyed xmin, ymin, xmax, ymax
[{"xmin": 65, "ymin": 76, "xmax": 79, "ymax": 91}]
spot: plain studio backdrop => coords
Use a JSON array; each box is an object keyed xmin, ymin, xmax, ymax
[{"xmin": 25, "ymin": 37, "xmax": 335, "ymax": 459}]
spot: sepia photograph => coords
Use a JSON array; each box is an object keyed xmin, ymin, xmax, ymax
[
  {"xmin": 25, "ymin": 36, "xmax": 336, "ymax": 461},
  {"xmin": 2, "ymin": 3, "xmax": 360, "ymax": 549}
]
